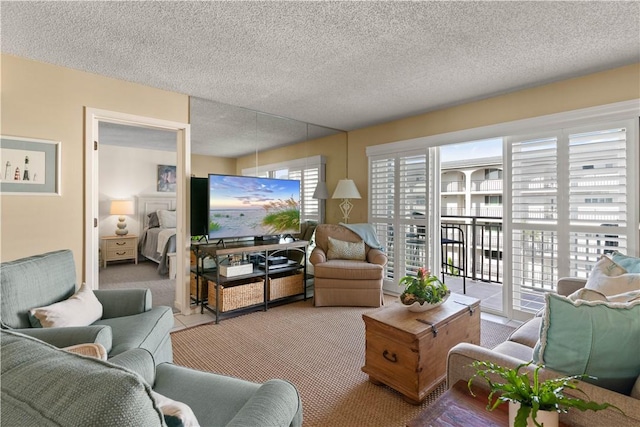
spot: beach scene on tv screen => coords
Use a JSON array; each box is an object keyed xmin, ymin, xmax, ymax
[{"xmin": 209, "ymin": 175, "xmax": 300, "ymax": 239}]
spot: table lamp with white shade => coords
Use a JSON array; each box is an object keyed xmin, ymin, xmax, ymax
[{"xmin": 110, "ymin": 199, "xmax": 135, "ymax": 235}]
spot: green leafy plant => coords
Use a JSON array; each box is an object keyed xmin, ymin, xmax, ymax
[
  {"xmin": 399, "ymin": 267, "xmax": 449, "ymax": 305},
  {"xmin": 262, "ymin": 197, "xmax": 300, "ymax": 232},
  {"xmin": 447, "ymin": 257, "xmax": 460, "ymax": 276},
  {"xmin": 468, "ymin": 361, "xmax": 621, "ymax": 427}
]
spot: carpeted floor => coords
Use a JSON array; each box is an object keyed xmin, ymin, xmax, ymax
[
  {"xmin": 99, "ymin": 261, "xmax": 177, "ymax": 312},
  {"xmin": 171, "ymin": 296, "xmax": 515, "ymax": 427}
]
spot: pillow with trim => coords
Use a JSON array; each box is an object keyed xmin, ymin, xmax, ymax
[
  {"xmin": 533, "ymin": 293, "xmax": 640, "ymax": 395},
  {"xmin": 585, "ymin": 255, "xmax": 640, "ymax": 296},
  {"xmin": 611, "ymin": 251, "xmax": 640, "ymax": 273},
  {"xmin": 327, "ymin": 236, "xmax": 366, "ymax": 261},
  {"xmin": 29, "ymin": 283, "xmax": 103, "ymax": 328}
]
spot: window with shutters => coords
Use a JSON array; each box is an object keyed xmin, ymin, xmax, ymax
[
  {"xmin": 242, "ymin": 156, "xmax": 325, "ymax": 223},
  {"xmin": 369, "ymin": 150, "xmax": 438, "ymax": 291},
  {"xmin": 507, "ymin": 121, "xmax": 636, "ymax": 314}
]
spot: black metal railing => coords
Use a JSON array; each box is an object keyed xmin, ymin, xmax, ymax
[{"xmin": 441, "ymin": 215, "xmax": 503, "ymax": 284}]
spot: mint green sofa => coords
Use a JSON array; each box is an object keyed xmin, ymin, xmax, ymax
[
  {"xmin": 1, "ymin": 330, "xmax": 303, "ymax": 426},
  {"xmin": 0, "ymin": 249, "xmax": 173, "ymax": 364}
]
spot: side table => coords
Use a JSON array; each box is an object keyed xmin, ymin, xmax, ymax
[{"xmin": 102, "ymin": 235, "xmax": 138, "ymax": 268}]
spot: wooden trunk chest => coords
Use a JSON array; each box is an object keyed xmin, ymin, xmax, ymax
[{"xmin": 361, "ymin": 294, "xmax": 480, "ymax": 404}]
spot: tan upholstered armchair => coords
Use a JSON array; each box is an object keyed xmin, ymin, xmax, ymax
[{"xmin": 310, "ymin": 224, "xmax": 387, "ymax": 307}]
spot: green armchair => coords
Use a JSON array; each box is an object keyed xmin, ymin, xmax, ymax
[{"xmin": 0, "ymin": 249, "xmax": 174, "ymax": 364}]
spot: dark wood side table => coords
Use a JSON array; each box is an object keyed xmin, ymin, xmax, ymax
[{"xmin": 406, "ymin": 381, "xmax": 568, "ymax": 427}]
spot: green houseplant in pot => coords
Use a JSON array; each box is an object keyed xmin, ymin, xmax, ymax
[
  {"xmin": 468, "ymin": 361, "xmax": 621, "ymax": 427},
  {"xmin": 399, "ymin": 267, "xmax": 450, "ymax": 312}
]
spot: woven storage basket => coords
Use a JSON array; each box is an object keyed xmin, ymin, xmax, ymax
[
  {"xmin": 269, "ymin": 273, "xmax": 304, "ymax": 300},
  {"xmin": 208, "ymin": 279, "xmax": 264, "ymax": 312},
  {"xmin": 189, "ymin": 273, "xmax": 208, "ymax": 300}
]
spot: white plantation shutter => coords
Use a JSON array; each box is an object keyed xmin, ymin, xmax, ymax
[
  {"xmin": 302, "ymin": 166, "xmax": 320, "ymax": 222},
  {"xmin": 369, "ymin": 150, "xmax": 436, "ymax": 290},
  {"xmin": 399, "ymin": 154, "xmax": 428, "ymax": 274},
  {"xmin": 567, "ymin": 126, "xmax": 629, "ymax": 277},
  {"xmin": 507, "ymin": 120, "xmax": 636, "ymax": 314},
  {"xmin": 370, "ymin": 156, "xmax": 396, "ymax": 281},
  {"xmin": 510, "ymin": 135, "xmax": 559, "ymax": 311}
]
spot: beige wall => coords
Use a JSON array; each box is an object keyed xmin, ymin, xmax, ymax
[
  {"xmin": 2, "ymin": 54, "xmax": 638, "ymax": 276},
  {"xmin": 240, "ymin": 63, "xmax": 640, "ymax": 224},
  {"xmin": 0, "ymin": 55, "xmax": 189, "ymax": 281},
  {"xmin": 191, "ymin": 154, "xmax": 236, "ymax": 178},
  {"xmin": 236, "ymin": 132, "xmax": 347, "ymax": 224}
]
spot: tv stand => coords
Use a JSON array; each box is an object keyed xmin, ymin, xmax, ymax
[{"xmin": 190, "ymin": 239, "xmax": 310, "ymax": 324}]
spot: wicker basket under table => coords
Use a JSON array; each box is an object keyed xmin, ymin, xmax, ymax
[
  {"xmin": 207, "ymin": 278, "xmax": 264, "ymax": 312},
  {"xmin": 268, "ymin": 273, "xmax": 304, "ymax": 300},
  {"xmin": 190, "ymin": 272, "xmax": 209, "ymax": 300}
]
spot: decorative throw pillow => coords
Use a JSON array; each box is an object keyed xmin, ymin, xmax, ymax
[
  {"xmin": 327, "ymin": 236, "xmax": 366, "ymax": 261},
  {"xmin": 147, "ymin": 211, "xmax": 161, "ymax": 228},
  {"xmin": 585, "ymin": 255, "xmax": 640, "ymax": 296},
  {"xmin": 29, "ymin": 283, "xmax": 103, "ymax": 328},
  {"xmin": 151, "ymin": 391, "xmax": 200, "ymax": 427},
  {"xmin": 533, "ymin": 293, "xmax": 640, "ymax": 395},
  {"xmin": 568, "ymin": 287, "xmax": 640, "ymax": 303},
  {"xmin": 611, "ymin": 251, "xmax": 640, "ymax": 273},
  {"xmin": 63, "ymin": 343, "xmax": 108, "ymax": 360},
  {"xmin": 157, "ymin": 209, "xmax": 177, "ymax": 228}
]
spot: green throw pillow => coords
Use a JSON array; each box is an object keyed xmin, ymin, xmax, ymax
[
  {"xmin": 611, "ymin": 251, "xmax": 640, "ymax": 273},
  {"xmin": 533, "ymin": 293, "xmax": 640, "ymax": 395}
]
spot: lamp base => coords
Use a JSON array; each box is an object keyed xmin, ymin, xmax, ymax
[
  {"xmin": 115, "ymin": 216, "xmax": 129, "ymax": 236},
  {"xmin": 339, "ymin": 198, "xmax": 354, "ymax": 223}
]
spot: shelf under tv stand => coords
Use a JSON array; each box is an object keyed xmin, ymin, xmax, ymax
[{"xmin": 190, "ymin": 239, "xmax": 309, "ymax": 323}]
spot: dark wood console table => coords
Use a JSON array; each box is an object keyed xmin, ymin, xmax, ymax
[{"xmin": 191, "ymin": 239, "xmax": 309, "ymax": 323}]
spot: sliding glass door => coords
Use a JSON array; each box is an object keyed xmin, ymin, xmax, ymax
[{"xmin": 505, "ymin": 119, "xmax": 638, "ymax": 319}]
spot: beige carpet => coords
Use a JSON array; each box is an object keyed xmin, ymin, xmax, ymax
[{"xmin": 171, "ymin": 297, "xmax": 515, "ymax": 427}]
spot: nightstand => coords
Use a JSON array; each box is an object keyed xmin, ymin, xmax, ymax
[{"xmin": 102, "ymin": 235, "xmax": 138, "ymax": 268}]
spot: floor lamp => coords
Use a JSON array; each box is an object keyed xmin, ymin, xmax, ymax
[{"xmin": 332, "ymin": 179, "xmax": 361, "ymax": 223}]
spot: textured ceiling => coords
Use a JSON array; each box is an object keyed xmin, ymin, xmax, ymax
[{"xmin": 3, "ymin": 1, "xmax": 639, "ymax": 157}]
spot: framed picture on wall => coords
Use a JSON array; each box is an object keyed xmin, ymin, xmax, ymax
[
  {"xmin": 157, "ymin": 164, "xmax": 176, "ymax": 192},
  {"xmin": 0, "ymin": 135, "xmax": 61, "ymax": 195}
]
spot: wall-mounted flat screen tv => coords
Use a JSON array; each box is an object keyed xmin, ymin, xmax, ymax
[{"xmin": 208, "ymin": 174, "xmax": 301, "ymax": 241}]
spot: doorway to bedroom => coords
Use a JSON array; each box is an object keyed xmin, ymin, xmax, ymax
[
  {"xmin": 97, "ymin": 122, "xmax": 180, "ymax": 312},
  {"xmin": 84, "ymin": 108, "xmax": 190, "ymax": 316}
]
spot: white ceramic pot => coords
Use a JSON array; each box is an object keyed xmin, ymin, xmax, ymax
[
  {"xmin": 508, "ymin": 402, "xmax": 558, "ymax": 427},
  {"xmin": 400, "ymin": 292, "xmax": 450, "ymax": 312}
]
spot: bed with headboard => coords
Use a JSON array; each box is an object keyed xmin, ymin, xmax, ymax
[{"xmin": 136, "ymin": 194, "xmax": 177, "ymax": 275}]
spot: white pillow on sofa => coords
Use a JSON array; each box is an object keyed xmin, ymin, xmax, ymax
[
  {"xmin": 151, "ymin": 390, "xmax": 200, "ymax": 427},
  {"xmin": 585, "ymin": 255, "xmax": 640, "ymax": 296},
  {"xmin": 29, "ymin": 283, "xmax": 103, "ymax": 328}
]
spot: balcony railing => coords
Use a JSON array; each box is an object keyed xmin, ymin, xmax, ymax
[
  {"xmin": 441, "ymin": 181, "xmax": 465, "ymax": 192},
  {"xmin": 441, "ymin": 215, "xmax": 503, "ymax": 284},
  {"xmin": 441, "ymin": 207, "xmax": 503, "ymax": 217},
  {"xmin": 471, "ymin": 179, "xmax": 503, "ymax": 192}
]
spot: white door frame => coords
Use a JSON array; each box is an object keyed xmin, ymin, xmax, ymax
[{"xmin": 84, "ymin": 108, "xmax": 192, "ymax": 314}]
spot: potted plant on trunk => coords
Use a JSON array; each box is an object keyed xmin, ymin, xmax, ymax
[
  {"xmin": 468, "ymin": 361, "xmax": 621, "ymax": 427},
  {"xmin": 399, "ymin": 267, "xmax": 450, "ymax": 312}
]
